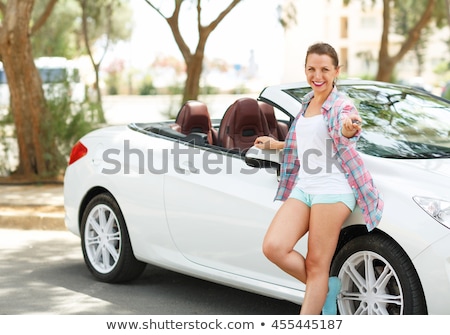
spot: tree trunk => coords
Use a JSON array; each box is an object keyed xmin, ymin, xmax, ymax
[
  {"xmin": 376, "ymin": 0, "xmax": 436, "ymax": 82},
  {"xmin": 154, "ymin": 0, "xmax": 242, "ymax": 103},
  {"xmin": 80, "ymin": 0, "xmax": 106, "ymax": 123},
  {"xmin": 0, "ymin": 0, "xmax": 61, "ymax": 179},
  {"xmin": 183, "ymin": 54, "xmax": 203, "ymax": 103},
  {"xmin": 376, "ymin": 57, "xmax": 396, "ymax": 82}
]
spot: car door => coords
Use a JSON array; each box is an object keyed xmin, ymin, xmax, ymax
[{"xmin": 164, "ymin": 142, "xmax": 306, "ymax": 289}]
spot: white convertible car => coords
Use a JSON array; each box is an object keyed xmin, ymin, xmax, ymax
[{"xmin": 64, "ymin": 80, "xmax": 450, "ymax": 315}]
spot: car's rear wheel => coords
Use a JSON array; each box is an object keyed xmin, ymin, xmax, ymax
[
  {"xmin": 331, "ymin": 233, "xmax": 427, "ymax": 315},
  {"xmin": 81, "ymin": 193, "xmax": 146, "ymax": 283}
]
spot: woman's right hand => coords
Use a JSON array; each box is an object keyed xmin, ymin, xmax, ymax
[{"xmin": 254, "ymin": 136, "xmax": 282, "ymax": 150}]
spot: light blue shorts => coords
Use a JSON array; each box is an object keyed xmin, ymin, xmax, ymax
[{"xmin": 289, "ymin": 187, "xmax": 356, "ymax": 212}]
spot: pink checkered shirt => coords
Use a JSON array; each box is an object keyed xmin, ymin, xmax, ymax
[{"xmin": 275, "ymin": 87, "xmax": 384, "ymax": 231}]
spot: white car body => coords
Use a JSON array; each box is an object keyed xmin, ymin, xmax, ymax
[
  {"xmin": 0, "ymin": 63, "xmax": 9, "ymax": 110},
  {"xmin": 64, "ymin": 80, "xmax": 450, "ymax": 314}
]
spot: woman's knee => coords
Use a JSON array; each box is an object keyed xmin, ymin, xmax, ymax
[
  {"xmin": 262, "ymin": 237, "xmax": 276, "ymax": 260},
  {"xmin": 262, "ymin": 236, "xmax": 285, "ymax": 262},
  {"xmin": 305, "ymin": 253, "xmax": 331, "ymax": 276}
]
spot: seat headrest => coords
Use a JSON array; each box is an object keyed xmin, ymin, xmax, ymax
[
  {"xmin": 258, "ymin": 101, "xmax": 276, "ymax": 125},
  {"xmin": 219, "ymin": 97, "xmax": 269, "ymax": 151},
  {"xmin": 175, "ymin": 100, "xmax": 212, "ymax": 134},
  {"xmin": 233, "ymin": 99, "xmax": 266, "ymax": 132}
]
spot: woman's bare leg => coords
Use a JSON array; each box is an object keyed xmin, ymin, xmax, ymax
[
  {"xmin": 299, "ymin": 202, "xmax": 351, "ymax": 315},
  {"xmin": 262, "ymin": 198, "xmax": 310, "ymax": 283}
]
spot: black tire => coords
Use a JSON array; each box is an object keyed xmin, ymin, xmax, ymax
[
  {"xmin": 80, "ymin": 193, "xmax": 146, "ymax": 283},
  {"xmin": 330, "ymin": 233, "xmax": 427, "ymax": 315}
]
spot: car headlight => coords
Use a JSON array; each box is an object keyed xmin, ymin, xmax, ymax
[{"xmin": 413, "ymin": 196, "xmax": 450, "ymax": 230}]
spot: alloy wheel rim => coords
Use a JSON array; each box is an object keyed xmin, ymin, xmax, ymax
[
  {"xmin": 84, "ymin": 204, "xmax": 122, "ymax": 274},
  {"xmin": 338, "ymin": 251, "xmax": 404, "ymax": 315}
]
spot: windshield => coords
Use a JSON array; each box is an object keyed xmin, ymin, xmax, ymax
[
  {"xmin": 0, "ymin": 69, "xmax": 6, "ymax": 84},
  {"xmin": 284, "ymin": 83, "xmax": 450, "ymax": 159},
  {"xmin": 38, "ymin": 68, "xmax": 68, "ymax": 83}
]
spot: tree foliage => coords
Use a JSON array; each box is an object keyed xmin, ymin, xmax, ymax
[
  {"xmin": 278, "ymin": 0, "xmax": 297, "ymax": 30},
  {"xmin": 79, "ymin": 0, "xmax": 132, "ymax": 113},
  {"xmin": 31, "ymin": 0, "xmax": 81, "ymax": 58},
  {"xmin": 345, "ymin": 0, "xmax": 446, "ymax": 82}
]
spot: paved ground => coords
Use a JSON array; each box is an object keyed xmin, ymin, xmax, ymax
[
  {"xmin": 0, "ymin": 228, "xmax": 300, "ymax": 315},
  {"xmin": 0, "ymin": 183, "xmax": 65, "ymax": 230},
  {"xmin": 0, "ymin": 181, "xmax": 302, "ymax": 316}
]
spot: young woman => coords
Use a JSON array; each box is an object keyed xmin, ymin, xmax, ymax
[{"xmin": 254, "ymin": 42, "xmax": 383, "ymax": 315}]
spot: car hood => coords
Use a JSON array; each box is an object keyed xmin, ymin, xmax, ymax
[
  {"xmin": 398, "ymin": 158, "xmax": 450, "ymax": 179},
  {"xmin": 363, "ymin": 155, "xmax": 450, "ymax": 201}
]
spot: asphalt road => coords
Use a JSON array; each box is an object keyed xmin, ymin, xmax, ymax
[{"xmin": 0, "ymin": 228, "xmax": 300, "ymax": 315}]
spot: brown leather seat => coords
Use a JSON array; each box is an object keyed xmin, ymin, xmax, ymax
[
  {"xmin": 172, "ymin": 100, "xmax": 216, "ymax": 144},
  {"xmin": 258, "ymin": 101, "xmax": 289, "ymax": 141},
  {"xmin": 218, "ymin": 98, "xmax": 270, "ymax": 152}
]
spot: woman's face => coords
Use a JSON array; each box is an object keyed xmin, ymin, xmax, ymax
[{"xmin": 305, "ymin": 53, "xmax": 339, "ymax": 95}]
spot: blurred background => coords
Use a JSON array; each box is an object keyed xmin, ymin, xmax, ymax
[{"xmin": 0, "ymin": 0, "xmax": 449, "ymax": 179}]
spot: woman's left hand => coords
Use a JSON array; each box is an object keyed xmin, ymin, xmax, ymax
[{"xmin": 342, "ymin": 115, "xmax": 362, "ymax": 138}]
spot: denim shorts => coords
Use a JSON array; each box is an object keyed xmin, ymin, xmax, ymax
[{"xmin": 289, "ymin": 187, "xmax": 356, "ymax": 212}]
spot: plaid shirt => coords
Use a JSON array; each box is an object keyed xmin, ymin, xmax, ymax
[{"xmin": 275, "ymin": 87, "xmax": 384, "ymax": 231}]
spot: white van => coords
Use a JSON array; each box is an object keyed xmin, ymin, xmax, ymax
[
  {"xmin": 0, "ymin": 57, "xmax": 85, "ymax": 110},
  {"xmin": 0, "ymin": 63, "xmax": 9, "ymax": 111},
  {"xmin": 35, "ymin": 57, "xmax": 86, "ymax": 103}
]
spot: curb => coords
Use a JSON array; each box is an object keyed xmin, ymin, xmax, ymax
[{"xmin": 0, "ymin": 205, "xmax": 65, "ymax": 230}]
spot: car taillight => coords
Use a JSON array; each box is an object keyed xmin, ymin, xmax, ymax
[{"xmin": 68, "ymin": 141, "xmax": 88, "ymax": 165}]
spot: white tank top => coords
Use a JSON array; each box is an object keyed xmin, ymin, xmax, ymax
[{"xmin": 295, "ymin": 114, "xmax": 352, "ymax": 194}]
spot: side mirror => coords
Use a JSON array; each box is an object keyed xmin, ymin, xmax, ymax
[{"xmin": 244, "ymin": 146, "xmax": 282, "ymax": 168}]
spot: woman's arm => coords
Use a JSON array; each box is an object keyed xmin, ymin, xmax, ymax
[{"xmin": 254, "ymin": 136, "xmax": 285, "ymax": 150}]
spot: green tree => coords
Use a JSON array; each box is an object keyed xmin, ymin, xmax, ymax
[
  {"xmin": 345, "ymin": 0, "xmax": 447, "ymax": 82},
  {"xmin": 144, "ymin": 0, "xmax": 242, "ymax": 103},
  {"xmin": 31, "ymin": 0, "xmax": 81, "ymax": 58},
  {"xmin": 392, "ymin": 0, "xmax": 447, "ymax": 77},
  {"xmin": 0, "ymin": 0, "xmax": 62, "ymax": 180},
  {"xmin": 78, "ymin": 0, "xmax": 132, "ymax": 115},
  {"xmin": 0, "ymin": 0, "xmax": 133, "ymax": 181}
]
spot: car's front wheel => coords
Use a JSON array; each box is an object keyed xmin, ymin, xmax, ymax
[
  {"xmin": 81, "ymin": 193, "xmax": 146, "ymax": 283},
  {"xmin": 331, "ymin": 233, "xmax": 427, "ymax": 315}
]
